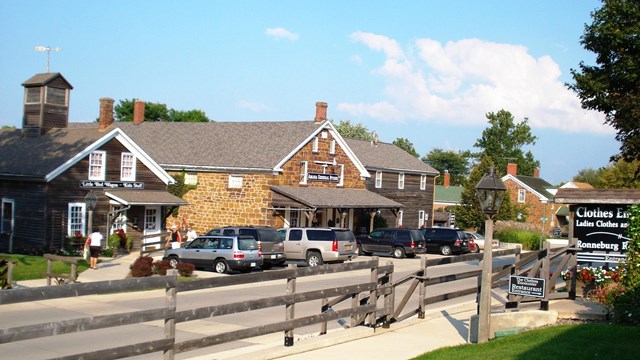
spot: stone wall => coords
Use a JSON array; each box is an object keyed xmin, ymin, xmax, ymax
[{"xmin": 504, "ymin": 180, "xmax": 556, "ymax": 233}]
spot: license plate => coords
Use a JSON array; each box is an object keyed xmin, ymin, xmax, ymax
[
  {"xmin": 250, "ymin": 262, "xmax": 256, "ymax": 267},
  {"xmin": 271, "ymin": 255, "xmax": 277, "ymax": 259},
  {"xmin": 345, "ymin": 245, "xmax": 351, "ymax": 250}
]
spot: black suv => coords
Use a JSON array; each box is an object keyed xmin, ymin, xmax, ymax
[
  {"xmin": 356, "ymin": 228, "xmax": 426, "ymax": 258},
  {"xmin": 207, "ymin": 226, "xmax": 286, "ymax": 268},
  {"xmin": 420, "ymin": 227, "xmax": 470, "ymax": 255}
]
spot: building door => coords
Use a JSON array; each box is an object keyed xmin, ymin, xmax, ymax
[
  {"xmin": 143, "ymin": 206, "xmax": 161, "ymax": 250},
  {"xmin": 1, "ymin": 199, "xmax": 15, "ymax": 253}
]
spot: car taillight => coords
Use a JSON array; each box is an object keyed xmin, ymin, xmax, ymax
[
  {"xmin": 257, "ymin": 241, "xmax": 262, "ymax": 250},
  {"xmin": 332, "ymin": 239, "xmax": 338, "ymax": 252},
  {"xmin": 258, "ymin": 249, "xmax": 262, "ymax": 258},
  {"xmin": 233, "ymin": 251, "xmax": 245, "ymax": 259},
  {"xmin": 454, "ymin": 239, "xmax": 461, "ymax": 246},
  {"xmin": 410, "ymin": 240, "xmax": 415, "ymax": 249}
]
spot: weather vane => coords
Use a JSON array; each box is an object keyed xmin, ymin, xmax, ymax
[{"xmin": 34, "ymin": 45, "xmax": 61, "ymax": 73}]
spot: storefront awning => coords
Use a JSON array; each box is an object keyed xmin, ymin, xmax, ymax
[
  {"xmin": 105, "ymin": 190, "xmax": 189, "ymax": 206},
  {"xmin": 270, "ymin": 185, "xmax": 404, "ymax": 210}
]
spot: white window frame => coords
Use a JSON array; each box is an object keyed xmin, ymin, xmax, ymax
[
  {"xmin": 300, "ymin": 161, "xmax": 308, "ymax": 185},
  {"xmin": 398, "ymin": 172, "xmax": 405, "ymax": 190},
  {"xmin": 88, "ymin": 151, "xmax": 106, "ymax": 180},
  {"xmin": 420, "ymin": 174, "xmax": 427, "ymax": 190},
  {"xmin": 419, "ymin": 210, "xmax": 426, "ymax": 228},
  {"xmin": 398, "ymin": 210, "xmax": 403, "ymax": 227},
  {"xmin": 337, "ymin": 164, "xmax": 344, "ymax": 187},
  {"xmin": 120, "ymin": 152, "xmax": 136, "ymax": 181},
  {"xmin": 375, "ymin": 171, "xmax": 382, "ymax": 188},
  {"xmin": 25, "ymin": 87, "xmax": 41, "ymax": 104},
  {"xmin": 312, "ymin": 137, "xmax": 319, "ymax": 153},
  {"xmin": 68, "ymin": 202, "xmax": 86, "ymax": 236},
  {"xmin": 329, "ymin": 139, "xmax": 336, "ymax": 154},
  {"xmin": 228, "ymin": 175, "xmax": 243, "ymax": 189},
  {"xmin": 518, "ymin": 189, "xmax": 526, "ymax": 203}
]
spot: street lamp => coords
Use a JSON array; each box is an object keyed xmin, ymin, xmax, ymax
[
  {"xmin": 84, "ymin": 190, "xmax": 98, "ymax": 235},
  {"xmin": 474, "ymin": 167, "xmax": 506, "ymax": 344}
]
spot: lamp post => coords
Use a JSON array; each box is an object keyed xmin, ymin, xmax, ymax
[
  {"xmin": 84, "ymin": 190, "xmax": 98, "ymax": 235},
  {"xmin": 474, "ymin": 167, "xmax": 507, "ymax": 343}
]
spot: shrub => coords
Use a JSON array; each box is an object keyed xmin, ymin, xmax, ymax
[
  {"xmin": 175, "ymin": 262, "xmax": 195, "ymax": 277},
  {"xmin": 493, "ymin": 228, "xmax": 541, "ymax": 250},
  {"xmin": 612, "ymin": 287, "xmax": 640, "ymax": 326},
  {"xmin": 152, "ymin": 260, "xmax": 172, "ymax": 276},
  {"xmin": 130, "ymin": 256, "xmax": 154, "ymax": 277}
]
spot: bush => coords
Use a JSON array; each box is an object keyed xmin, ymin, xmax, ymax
[
  {"xmin": 130, "ymin": 256, "xmax": 154, "ymax": 277},
  {"xmin": 152, "ymin": 260, "xmax": 172, "ymax": 276},
  {"xmin": 612, "ymin": 287, "xmax": 640, "ymax": 326},
  {"xmin": 175, "ymin": 262, "xmax": 195, "ymax": 277},
  {"xmin": 493, "ymin": 228, "xmax": 541, "ymax": 250}
]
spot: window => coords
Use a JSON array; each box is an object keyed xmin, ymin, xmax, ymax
[
  {"xmin": 337, "ymin": 164, "xmax": 344, "ymax": 187},
  {"xmin": 228, "ymin": 175, "xmax": 243, "ymax": 189},
  {"xmin": 88, "ymin": 151, "xmax": 106, "ymax": 180},
  {"xmin": 45, "ymin": 87, "xmax": 67, "ymax": 105},
  {"xmin": 1, "ymin": 199, "xmax": 15, "ymax": 236},
  {"xmin": 110, "ymin": 206, "xmax": 127, "ymax": 234},
  {"xmin": 289, "ymin": 229, "xmax": 303, "ymax": 241},
  {"xmin": 375, "ymin": 171, "xmax": 382, "ymax": 188},
  {"xmin": 518, "ymin": 189, "xmax": 526, "ymax": 203},
  {"xmin": 290, "ymin": 211, "xmax": 299, "ymax": 227},
  {"xmin": 420, "ymin": 174, "xmax": 427, "ymax": 190},
  {"xmin": 300, "ymin": 161, "xmax": 308, "ymax": 184},
  {"xmin": 329, "ymin": 140, "xmax": 336, "ymax": 154},
  {"xmin": 68, "ymin": 203, "xmax": 86, "ymax": 236},
  {"xmin": 185, "ymin": 173, "xmax": 198, "ymax": 185},
  {"xmin": 120, "ymin": 153, "xmax": 136, "ymax": 181},
  {"xmin": 419, "ymin": 210, "xmax": 426, "ymax": 228},
  {"xmin": 398, "ymin": 210, "xmax": 403, "ymax": 227},
  {"xmin": 398, "ymin": 172, "xmax": 405, "ymax": 189},
  {"xmin": 312, "ymin": 137, "xmax": 319, "ymax": 152},
  {"xmin": 25, "ymin": 87, "xmax": 40, "ymax": 104}
]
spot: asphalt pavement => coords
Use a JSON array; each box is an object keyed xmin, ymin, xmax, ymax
[{"xmin": 10, "ymin": 252, "xmax": 608, "ymax": 360}]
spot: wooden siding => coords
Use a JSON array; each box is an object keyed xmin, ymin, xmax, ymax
[{"xmin": 0, "ymin": 182, "xmax": 48, "ymax": 252}]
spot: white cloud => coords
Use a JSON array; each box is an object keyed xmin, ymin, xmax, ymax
[
  {"xmin": 236, "ymin": 100, "xmax": 272, "ymax": 112},
  {"xmin": 265, "ymin": 27, "xmax": 300, "ymax": 41},
  {"xmin": 339, "ymin": 32, "xmax": 611, "ymax": 134}
]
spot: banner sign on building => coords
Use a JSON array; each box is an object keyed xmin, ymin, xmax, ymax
[
  {"xmin": 80, "ymin": 181, "xmax": 145, "ymax": 189},
  {"xmin": 572, "ymin": 204, "xmax": 630, "ymax": 264},
  {"xmin": 307, "ymin": 173, "xmax": 339, "ymax": 182},
  {"xmin": 508, "ymin": 276, "xmax": 545, "ymax": 298}
]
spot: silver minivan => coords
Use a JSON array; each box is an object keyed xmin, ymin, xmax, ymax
[{"xmin": 277, "ymin": 227, "xmax": 358, "ymax": 266}]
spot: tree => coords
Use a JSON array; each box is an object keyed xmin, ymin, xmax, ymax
[
  {"xmin": 393, "ymin": 137, "xmax": 419, "ymax": 158},
  {"xmin": 569, "ymin": 0, "xmax": 640, "ymax": 165},
  {"xmin": 474, "ymin": 109, "xmax": 540, "ymax": 176},
  {"xmin": 573, "ymin": 167, "xmax": 606, "ymax": 187},
  {"xmin": 422, "ymin": 148, "xmax": 471, "ymax": 186},
  {"xmin": 114, "ymin": 99, "xmax": 211, "ymax": 122},
  {"xmin": 599, "ymin": 159, "xmax": 640, "ymax": 188},
  {"xmin": 333, "ymin": 120, "xmax": 373, "ymax": 140}
]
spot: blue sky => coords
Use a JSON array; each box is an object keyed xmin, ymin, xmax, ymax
[{"xmin": 0, "ymin": 0, "xmax": 618, "ymax": 184}]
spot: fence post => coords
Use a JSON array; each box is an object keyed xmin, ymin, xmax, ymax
[
  {"xmin": 163, "ymin": 270, "xmax": 178, "ymax": 360},
  {"xmin": 320, "ymin": 298, "xmax": 329, "ymax": 335},
  {"xmin": 506, "ymin": 246, "xmax": 521, "ymax": 309},
  {"xmin": 380, "ymin": 260, "xmax": 394, "ymax": 328},
  {"xmin": 540, "ymin": 241, "xmax": 550, "ymax": 310},
  {"xmin": 568, "ymin": 237, "xmax": 578, "ymax": 299},
  {"xmin": 418, "ymin": 256, "xmax": 427, "ymax": 319},
  {"xmin": 284, "ymin": 264, "xmax": 297, "ymax": 347},
  {"xmin": 7, "ymin": 261, "xmax": 15, "ymax": 288},
  {"xmin": 71, "ymin": 263, "xmax": 78, "ymax": 282},
  {"xmin": 368, "ymin": 256, "xmax": 379, "ymax": 328},
  {"xmin": 46, "ymin": 258, "xmax": 52, "ymax": 286}
]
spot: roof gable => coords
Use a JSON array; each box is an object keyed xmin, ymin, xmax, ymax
[
  {"xmin": 22, "ymin": 72, "xmax": 73, "ymax": 89},
  {"xmin": 502, "ymin": 174, "xmax": 555, "ymax": 202}
]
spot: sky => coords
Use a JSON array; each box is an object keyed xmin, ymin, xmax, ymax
[{"xmin": 0, "ymin": 0, "xmax": 619, "ymax": 185}]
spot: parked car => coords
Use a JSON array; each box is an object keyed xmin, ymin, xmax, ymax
[
  {"xmin": 420, "ymin": 227, "xmax": 470, "ymax": 255},
  {"xmin": 207, "ymin": 226, "xmax": 286, "ymax": 268},
  {"xmin": 277, "ymin": 227, "xmax": 357, "ymax": 266},
  {"xmin": 163, "ymin": 235, "xmax": 263, "ymax": 274},
  {"xmin": 465, "ymin": 231, "xmax": 499, "ymax": 253},
  {"xmin": 356, "ymin": 228, "xmax": 426, "ymax": 258}
]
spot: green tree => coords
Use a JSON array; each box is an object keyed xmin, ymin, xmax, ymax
[
  {"xmin": 569, "ymin": 0, "xmax": 640, "ymax": 165},
  {"xmin": 393, "ymin": 137, "xmax": 419, "ymax": 158},
  {"xmin": 599, "ymin": 160, "xmax": 640, "ymax": 189},
  {"xmin": 333, "ymin": 120, "xmax": 373, "ymax": 140},
  {"xmin": 114, "ymin": 99, "xmax": 211, "ymax": 122},
  {"xmin": 474, "ymin": 109, "xmax": 540, "ymax": 176},
  {"xmin": 422, "ymin": 148, "xmax": 471, "ymax": 186},
  {"xmin": 573, "ymin": 167, "xmax": 606, "ymax": 188}
]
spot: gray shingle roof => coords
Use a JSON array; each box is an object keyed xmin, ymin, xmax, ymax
[
  {"xmin": 514, "ymin": 175, "xmax": 555, "ymax": 200},
  {"xmin": 271, "ymin": 185, "xmax": 404, "ymax": 208},
  {"xmin": 345, "ymin": 138, "xmax": 438, "ymax": 174},
  {"xmin": 22, "ymin": 72, "xmax": 73, "ymax": 89},
  {"xmin": 106, "ymin": 190, "xmax": 189, "ymax": 206}
]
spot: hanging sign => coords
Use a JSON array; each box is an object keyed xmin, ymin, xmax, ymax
[{"xmin": 79, "ymin": 181, "xmax": 144, "ymax": 189}]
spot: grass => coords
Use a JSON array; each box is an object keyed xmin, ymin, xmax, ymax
[
  {"xmin": 1, "ymin": 254, "xmax": 91, "ymax": 281},
  {"xmin": 414, "ymin": 323, "xmax": 640, "ymax": 360}
]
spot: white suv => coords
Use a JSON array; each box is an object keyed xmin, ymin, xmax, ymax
[{"xmin": 277, "ymin": 228, "xmax": 358, "ymax": 267}]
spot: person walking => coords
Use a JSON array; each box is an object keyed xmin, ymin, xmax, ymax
[
  {"xmin": 170, "ymin": 225, "xmax": 182, "ymax": 249},
  {"xmin": 85, "ymin": 227, "xmax": 103, "ymax": 269},
  {"xmin": 186, "ymin": 226, "xmax": 198, "ymax": 243}
]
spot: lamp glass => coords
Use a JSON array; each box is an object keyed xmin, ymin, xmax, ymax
[
  {"xmin": 475, "ymin": 167, "xmax": 507, "ymax": 215},
  {"xmin": 84, "ymin": 191, "xmax": 98, "ymax": 211}
]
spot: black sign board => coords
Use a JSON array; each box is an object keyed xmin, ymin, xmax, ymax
[
  {"xmin": 79, "ymin": 181, "xmax": 144, "ymax": 189},
  {"xmin": 307, "ymin": 173, "xmax": 339, "ymax": 182},
  {"xmin": 508, "ymin": 276, "xmax": 545, "ymax": 298},
  {"xmin": 572, "ymin": 204, "xmax": 630, "ymax": 263}
]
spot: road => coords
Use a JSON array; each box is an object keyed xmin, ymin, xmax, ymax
[{"xmin": 0, "ymin": 252, "xmax": 518, "ymax": 359}]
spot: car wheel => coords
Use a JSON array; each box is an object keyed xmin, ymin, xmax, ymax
[
  {"xmin": 393, "ymin": 247, "xmax": 405, "ymax": 259},
  {"xmin": 168, "ymin": 255, "xmax": 179, "ymax": 268},
  {"xmin": 440, "ymin": 245, "xmax": 452, "ymax": 256},
  {"xmin": 306, "ymin": 251, "xmax": 323, "ymax": 267},
  {"xmin": 473, "ymin": 245, "xmax": 480, "ymax": 253},
  {"xmin": 214, "ymin": 259, "xmax": 229, "ymax": 274}
]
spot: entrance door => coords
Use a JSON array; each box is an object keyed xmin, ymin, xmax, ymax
[
  {"xmin": 1, "ymin": 199, "xmax": 15, "ymax": 253},
  {"xmin": 143, "ymin": 206, "xmax": 161, "ymax": 250}
]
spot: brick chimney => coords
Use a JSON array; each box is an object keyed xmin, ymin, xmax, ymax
[
  {"xmin": 443, "ymin": 170, "xmax": 450, "ymax": 188},
  {"xmin": 533, "ymin": 168, "xmax": 540, "ymax": 178},
  {"xmin": 314, "ymin": 101, "xmax": 327, "ymax": 123},
  {"xmin": 507, "ymin": 163, "xmax": 517, "ymax": 176},
  {"xmin": 98, "ymin": 97, "xmax": 114, "ymax": 131},
  {"xmin": 133, "ymin": 99, "xmax": 145, "ymax": 125}
]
